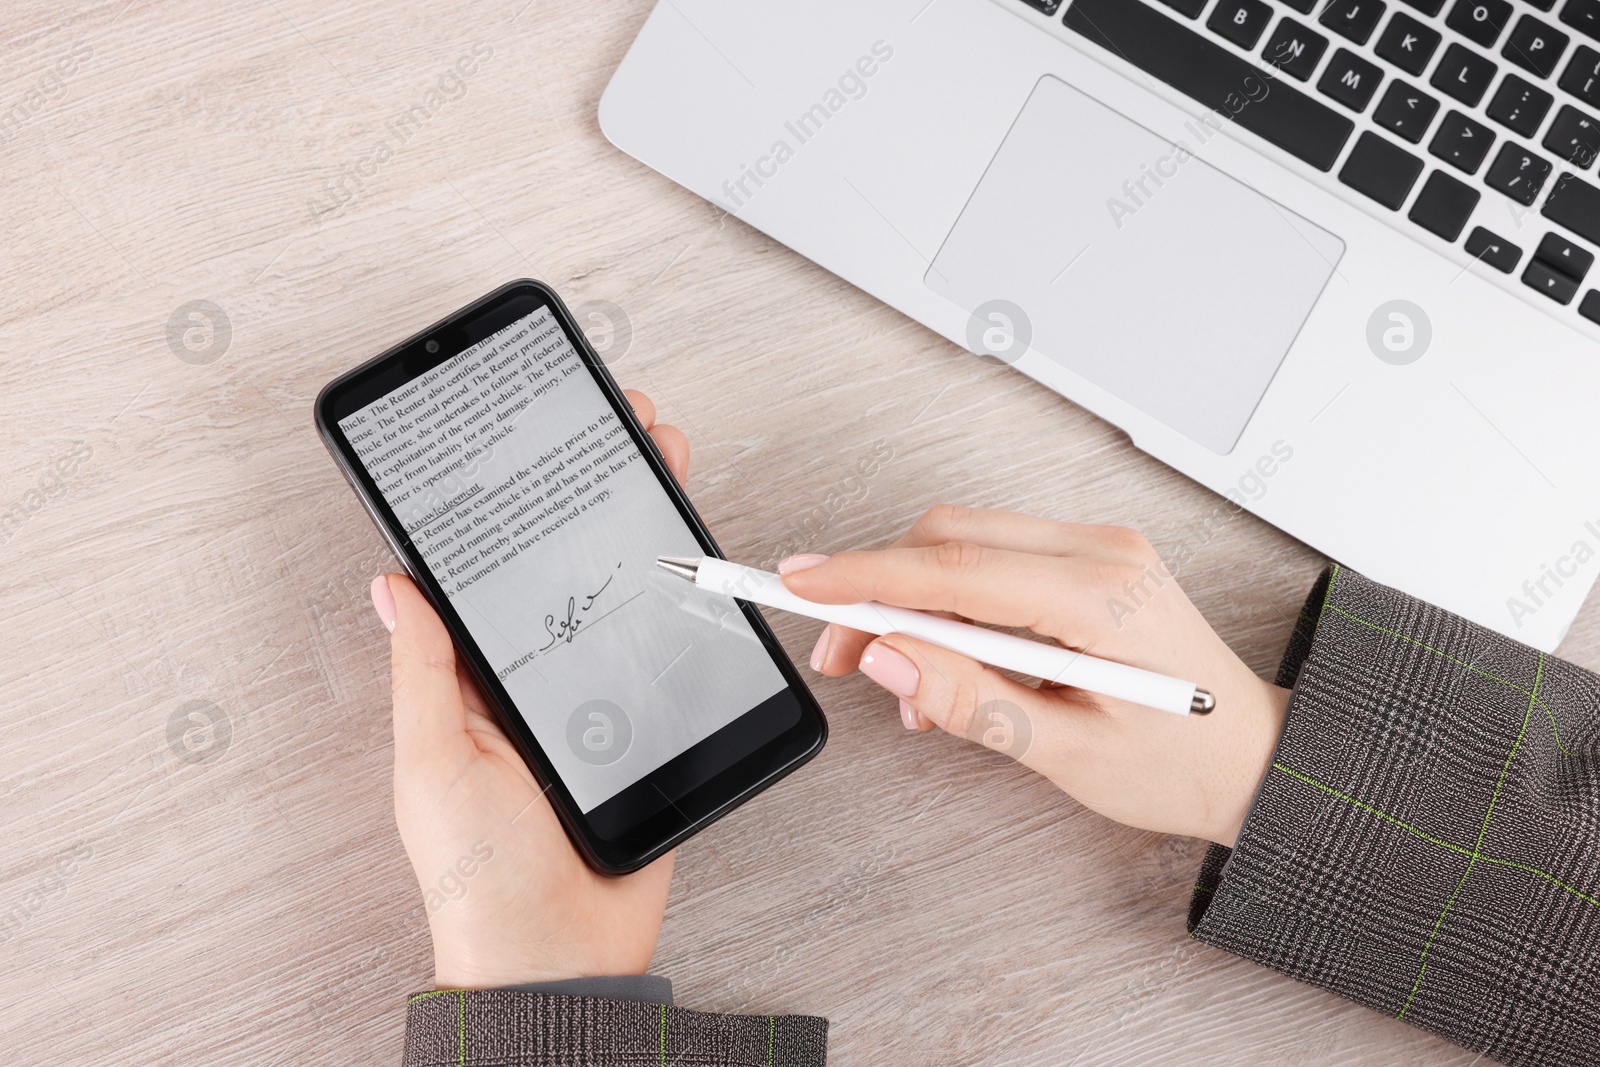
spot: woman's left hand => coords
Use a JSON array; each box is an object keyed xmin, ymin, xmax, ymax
[{"xmin": 375, "ymin": 390, "xmax": 688, "ymax": 988}]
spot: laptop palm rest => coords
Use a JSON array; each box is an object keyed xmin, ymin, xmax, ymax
[{"xmin": 925, "ymin": 75, "xmax": 1345, "ymax": 455}]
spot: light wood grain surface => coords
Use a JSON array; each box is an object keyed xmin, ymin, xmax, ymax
[{"xmin": 4, "ymin": 2, "xmax": 1595, "ymax": 1064}]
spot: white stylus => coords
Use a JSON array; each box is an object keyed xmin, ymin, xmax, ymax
[{"xmin": 656, "ymin": 556, "xmax": 1214, "ymax": 717}]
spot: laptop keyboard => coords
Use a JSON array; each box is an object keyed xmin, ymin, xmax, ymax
[{"xmin": 1015, "ymin": 0, "xmax": 1600, "ymax": 324}]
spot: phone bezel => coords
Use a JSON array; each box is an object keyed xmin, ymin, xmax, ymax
[{"xmin": 313, "ymin": 279, "xmax": 827, "ymax": 874}]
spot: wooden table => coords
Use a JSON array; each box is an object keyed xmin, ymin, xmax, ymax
[{"xmin": 4, "ymin": 1, "xmax": 1592, "ymax": 1063}]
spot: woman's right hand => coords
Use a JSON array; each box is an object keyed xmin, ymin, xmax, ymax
[{"xmin": 781, "ymin": 505, "xmax": 1291, "ymax": 847}]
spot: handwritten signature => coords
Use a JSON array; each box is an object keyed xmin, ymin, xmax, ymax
[{"xmin": 539, "ymin": 562, "xmax": 621, "ymax": 650}]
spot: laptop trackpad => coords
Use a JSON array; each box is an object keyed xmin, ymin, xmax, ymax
[{"xmin": 925, "ymin": 75, "xmax": 1344, "ymax": 455}]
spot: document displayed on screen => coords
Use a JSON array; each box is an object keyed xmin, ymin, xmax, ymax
[{"xmin": 337, "ymin": 306, "xmax": 786, "ymax": 812}]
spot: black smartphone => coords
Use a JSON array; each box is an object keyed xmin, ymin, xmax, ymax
[{"xmin": 315, "ymin": 279, "xmax": 827, "ymax": 873}]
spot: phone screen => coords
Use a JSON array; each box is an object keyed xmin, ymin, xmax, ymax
[{"xmin": 333, "ymin": 302, "xmax": 792, "ymax": 816}]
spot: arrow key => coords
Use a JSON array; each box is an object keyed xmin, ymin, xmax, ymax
[
  {"xmin": 1465, "ymin": 226, "xmax": 1522, "ymax": 272},
  {"xmin": 1484, "ymin": 142, "xmax": 1553, "ymax": 204},
  {"xmin": 1523, "ymin": 258, "xmax": 1581, "ymax": 303},
  {"xmin": 1374, "ymin": 79, "xmax": 1440, "ymax": 142},
  {"xmin": 1535, "ymin": 231, "xmax": 1595, "ymax": 279}
]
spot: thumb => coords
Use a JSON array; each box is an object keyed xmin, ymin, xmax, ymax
[
  {"xmin": 378, "ymin": 573, "xmax": 472, "ymax": 772},
  {"xmin": 861, "ymin": 633, "xmax": 1067, "ymax": 765}
]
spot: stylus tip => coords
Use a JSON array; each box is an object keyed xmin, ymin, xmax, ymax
[
  {"xmin": 656, "ymin": 556, "xmax": 700, "ymax": 582},
  {"xmin": 1190, "ymin": 689, "xmax": 1216, "ymax": 716}
]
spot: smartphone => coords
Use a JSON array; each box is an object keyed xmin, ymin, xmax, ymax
[{"xmin": 315, "ymin": 279, "xmax": 827, "ymax": 873}]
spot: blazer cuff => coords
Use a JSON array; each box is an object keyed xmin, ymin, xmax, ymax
[
  {"xmin": 1186, "ymin": 564, "xmax": 1597, "ymax": 1064},
  {"xmin": 403, "ymin": 989, "xmax": 827, "ymax": 1067}
]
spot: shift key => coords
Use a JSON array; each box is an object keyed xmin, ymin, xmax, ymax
[
  {"xmin": 1542, "ymin": 171, "xmax": 1600, "ymax": 245},
  {"xmin": 1064, "ymin": 0, "xmax": 1355, "ymax": 170}
]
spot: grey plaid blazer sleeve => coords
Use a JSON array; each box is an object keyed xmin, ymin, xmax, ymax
[
  {"xmin": 402, "ymin": 989, "xmax": 827, "ymax": 1066},
  {"xmin": 1189, "ymin": 565, "xmax": 1600, "ymax": 1067}
]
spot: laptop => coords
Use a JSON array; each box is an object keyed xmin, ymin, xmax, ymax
[{"xmin": 599, "ymin": 0, "xmax": 1600, "ymax": 651}]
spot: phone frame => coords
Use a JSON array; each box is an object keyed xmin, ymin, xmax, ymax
[{"xmin": 314, "ymin": 279, "xmax": 827, "ymax": 874}]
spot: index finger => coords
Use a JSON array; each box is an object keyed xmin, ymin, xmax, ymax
[
  {"xmin": 898, "ymin": 504, "xmax": 1143, "ymax": 561},
  {"xmin": 802, "ymin": 507, "xmax": 1151, "ymax": 674},
  {"xmin": 783, "ymin": 542, "xmax": 1090, "ymax": 636}
]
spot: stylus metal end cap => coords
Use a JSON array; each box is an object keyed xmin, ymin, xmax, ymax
[
  {"xmin": 1190, "ymin": 689, "xmax": 1216, "ymax": 716},
  {"xmin": 656, "ymin": 556, "xmax": 700, "ymax": 582}
]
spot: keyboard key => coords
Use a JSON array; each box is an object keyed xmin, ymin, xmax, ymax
[
  {"xmin": 1503, "ymin": 14, "xmax": 1571, "ymax": 76},
  {"xmin": 1535, "ymin": 231, "xmax": 1595, "ymax": 276},
  {"xmin": 1209, "ymin": 0, "xmax": 1275, "ymax": 48},
  {"xmin": 1377, "ymin": 13, "xmax": 1443, "ymax": 74},
  {"xmin": 1374, "ymin": 80, "xmax": 1441, "ymax": 141},
  {"xmin": 1431, "ymin": 43, "xmax": 1499, "ymax": 105},
  {"xmin": 1429, "ymin": 109, "xmax": 1497, "ymax": 171},
  {"xmin": 1486, "ymin": 73, "xmax": 1554, "ymax": 135},
  {"xmin": 1339, "ymin": 130, "xmax": 1425, "ymax": 207},
  {"xmin": 1397, "ymin": 0, "xmax": 1446, "ymax": 17},
  {"xmin": 1320, "ymin": 48, "xmax": 1386, "ymax": 110},
  {"xmin": 1465, "ymin": 226, "xmax": 1523, "ymax": 271},
  {"xmin": 1544, "ymin": 171, "xmax": 1600, "ymax": 243},
  {"xmin": 1523, "ymin": 257, "xmax": 1581, "ymax": 301},
  {"xmin": 1408, "ymin": 170, "xmax": 1483, "ymax": 237},
  {"xmin": 1063, "ymin": 0, "xmax": 1356, "ymax": 170},
  {"xmin": 1579, "ymin": 289, "xmax": 1600, "ymax": 322},
  {"xmin": 1485, "ymin": 141, "xmax": 1554, "ymax": 201},
  {"xmin": 1524, "ymin": 0, "xmax": 1557, "ymax": 11},
  {"xmin": 1321, "ymin": 0, "xmax": 1388, "ymax": 43},
  {"xmin": 1264, "ymin": 19, "xmax": 1331, "ymax": 79},
  {"xmin": 1559, "ymin": 44, "xmax": 1600, "ymax": 107},
  {"xmin": 1561, "ymin": 0, "xmax": 1600, "ymax": 41},
  {"xmin": 1280, "ymin": 0, "xmax": 1318, "ymax": 13},
  {"xmin": 1543, "ymin": 103, "xmax": 1600, "ymax": 164},
  {"xmin": 1154, "ymin": 0, "xmax": 1209, "ymax": 16},
  {"xmin": 1447, "ymin": 0, "xmax": 1514, "ymax": 46}
]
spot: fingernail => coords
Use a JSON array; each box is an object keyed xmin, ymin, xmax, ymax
[
  {"xmin": 809, "ymin": 627, "xmax": 830, "ymax": 672},
  {"xmin": 370, "ymin": 575, "xmax": 397, "ymax": 633},
  {"xmin": 859, "ymin": 642, "xmax": 919, "ymax": 698},
  {"xmin": 898, "ymin": 699, "xmax": 919, "ymax": 732},
  {"xmin": 778, "ymin": 553, "xmax": 830, "ymax": 575}
]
